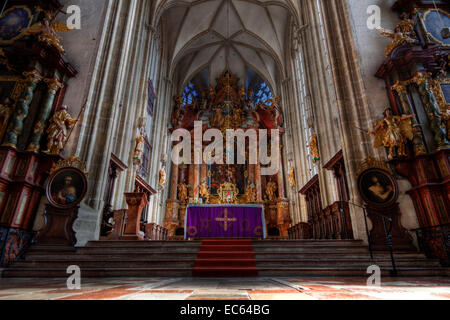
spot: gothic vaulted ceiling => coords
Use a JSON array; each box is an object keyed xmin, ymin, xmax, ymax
[{"xmin": 158, "ymin": 0, "xmax": 295, "ymax": 93}]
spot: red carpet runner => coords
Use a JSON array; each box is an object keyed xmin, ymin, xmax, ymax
[{"xmin": 192, "ymin": 240, "xmax": 258, "ymax": 277}]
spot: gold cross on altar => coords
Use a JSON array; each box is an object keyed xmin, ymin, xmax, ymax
[{"xmin": 215, "ymin": 208, "xmax": 237, "ymax": 232}]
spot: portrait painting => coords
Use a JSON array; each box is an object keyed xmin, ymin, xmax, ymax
[
  {"xmin": 0, "ymin": 6, "xmax": 32, "ymax": 43},
  {"xmin": 358, "ymin": 168, "xmax": 398, "ymax": 207},
  {"xmin": 46, "ymin": 168, "xmax": 88, "ymax": 208}
]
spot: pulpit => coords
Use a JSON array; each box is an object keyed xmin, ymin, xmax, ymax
[{"xmin": 121, "ymin": 192, "xmax": 148, "ymax": 240}]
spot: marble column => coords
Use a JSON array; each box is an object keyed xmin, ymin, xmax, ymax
[
  {"xmin": 3, "ymin": 71, "xmax": 42, "ymax": 148},
  {"xmin": 391, "ymin": 81, "xmax": 427, "ymax": 156},
  {"xmin": 27, "ymin": 78, "xmax": 63, "ymax": 153}
]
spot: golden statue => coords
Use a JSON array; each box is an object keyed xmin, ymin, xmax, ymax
[
  {"xmin": 44, "ymin": 105, "xmax": 77, "ymax": 155},
  {"xmin": 244, "ymin": 184, "xmax": 257, "ymax": 203},
  {"xmin": 159, "ymin": 164, "xmax": 167, "ymax": 188},
  {"xmin": 0, "ymin": 98, "xmax": 13, "ymax": 141},
  {"xmin": 177, "ymin": 182, "xmax": 188, "ymax": 203},
  {"xmin": 369, "ymin": 109, "xmax": 415, "ymax": 160},
  {"xmin": 23, "ymin": 13, "xmax": 74, "ymax": 53},
  {"xmin": 288, "ymin": 166, "xmax": 296, "ymax": 188},
  {"xmin": 265, "ymin": 179, "xmax": 278, "ymax": 202},
  {"xmin": 309, "ymin": 133, "xmax": 320, "ymax": 162},
  {"xmin": 199, "ymin": 181, "xmax": 210, "ymax": 203},
  {"xmin": 377, "ymin": 15, "xmax": 417, "ymax": 57},
  {"xmin": 210, "ymin": 107, "xmax": 224, "ymax": 128}
]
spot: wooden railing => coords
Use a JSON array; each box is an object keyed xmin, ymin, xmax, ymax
[{"xmin": 289, "ymin": 201, "xmax": 353, "ymax": 240}]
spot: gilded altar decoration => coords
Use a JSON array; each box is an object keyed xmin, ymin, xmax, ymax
[
  {"xmin": 288, "ymin": 166, "xmax": 296, "ymax": 188},
  {"xmin": 377, "ymin": 14, "xmax": 417, "ymax": 57},
  {"xmin": 51, "ymin": 155, "xmax": 88, "ymax": 175},
  {"xmin": 308, "ymin": 133, "xmax": 320, "ymax": 162},
  {"xmin": 265, "ymin": 178, "xmax": 278, "ymax": 202},
  {"xmin": 44, "ymin": 105, "xmax": 77, "ymax": 155},
  {"xmin": 177, "ymin": 182, "xmax": 188, "ymax": 203},
  {"xmin": 0, "ymin": 98, "xmax": 13, "ymax": 141},
  {"xmin": 199, "ymin": 181, "xmax": 210, "ymax": 203},
  {"xmin": 369, "ymin": 109, "xmax": 415, "ymax": 160},
  {"xmin": 218, "ymin": 182, "xmax": 239, "ymax": 204},
  {"xmin": 22, "ymin": 12, "xmax": 74, "ymax": 53},
  {"xmin": 244, "ymin": 184, "xmax": 257, "ymax": 203}
]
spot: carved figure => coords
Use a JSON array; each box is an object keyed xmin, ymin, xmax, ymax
[{"xmin": 45, "ymin": 105, "xmax": 77, "ymax": 155}]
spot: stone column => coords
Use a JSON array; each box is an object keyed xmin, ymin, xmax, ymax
[
  {"xmin": 3, "ymin": 71, "xmax": 42, "ymax": 148},
  {"xmin": 27, "ymin": 78, "xmax": 63, "ymax": 152},
  {"xmin": 391, "ymin": 81, "xmax": 427, "ymax": 156},
  {"xmin": 277, "ymin": 146, "xmax": 286, "ymax": 199},
  {"xmin": 170, "ymin": 163, "xmax": 179, "ymax": 200},
  {"xmin": 411, "ymin": 73, "xmax": 450, "ymax": 150}
]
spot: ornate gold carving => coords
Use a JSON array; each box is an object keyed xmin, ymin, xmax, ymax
[
  {"xmin": 377, "ymin": 15, "xmax": 417, "ymax": 57},
  {"xmin": 23, "ymin": 70, "xmax": 43, "ymax": 84},
  {"xmin": 244, "ymin": 184, "xmax": 257, "ymax": 203},
  {"xmin": 51, "ymin": 155, "xmax": 88, "ymax": 176},
  {"xmin": 199, "ymin": 181, "xmax": 210, "ymax": 203},
  {"xmin": 356, "ymin": 157, "xmax": 393, "ymax": 178},
  {"xmin": 44, "ymin": 105, "xmax": 77, "ymax": 155},
  {"xmin": 369, "ymin": 109, "xmax": 415, "ymax": 160},
  {"xmin": 308, "ymin": 133, "xmax": 320, "ymax": 162},
  {"xmin": 218, "ymin": 182, "xmax": 239, "ymax": 204},
  {"xmin": 177, "ymin": 182, "xmax": 188, "ymax": 203},
  {"xmin": 44, "ymin": 78, "xmax": 63, "ymax": 92},
  {"xmin": 265, "ymin": 178, "xmax": 278, "ymax": 202}
]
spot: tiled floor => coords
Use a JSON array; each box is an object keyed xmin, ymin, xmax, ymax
[{"xmin": 0, "ymin": 277, "xmax": 449, "ymax": 300}]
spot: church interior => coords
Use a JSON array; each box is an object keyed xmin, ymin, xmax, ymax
[{"xmin": 0, "ymin": 0, "xmax": 449, "ymax": 301}]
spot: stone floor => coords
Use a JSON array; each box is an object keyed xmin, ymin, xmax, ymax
[{"xmin": 0, "ymin": 277, "xmax": 449, "ymax": 300}]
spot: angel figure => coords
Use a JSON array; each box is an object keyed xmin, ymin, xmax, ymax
[
  {"xmin": 377, "ymin": 18, "xmax": 417, "ymax": 57},
  {"xmin": 22, "ymin": 13, "xmax": 74, "ymax": 53},
  {"xmin": 44, "ymin": 105, "xmax": 77, "ymax": 155},
  {"xmin": 369, "ymin": 109, "xmax": 415, "ymax": 160}
]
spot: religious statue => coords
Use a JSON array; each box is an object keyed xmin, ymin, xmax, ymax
[
  {"xmin": 199, "ymin": 180, "xmax": 210, "ymax": 203},
  {"xmin": 159, "ymin": 163, "xmax": 167, "ymax": 188},
  {"xmin": 133, "ymin": 127, "xmax": 146, "ymax": 165},
  {"xmin": 265, "ymin": 178, "xmax": 278, "ymax": 202},
  {"xmin": 209, "ymin": 86, "xmax": 216, "ymax": 102},
  {"xmin": 210, "ymin": 106, "xmax": 224, "ymax": 128},
  {"xmin": 170, "ymin": 95, "xmax": 183, "ymax": 128},
  {"xmin": 0, "ymin": 98, "xmax": 13, "ymax": 141},
  {"xmin": 23, "ymin": 13, "xmax": 73, "ymax": 53},
  {"xmin": 177, "ymin": 182, "xmax": 188, "ymax": 203},
  {"xmin": 53, "ymin": 175, "xmax": 78, "ymax": 205},
  {"xmin": 377, "ymin": 15, "xmax": 417, "ymax": 57},
  {"xmin": 44, "ymin": 105, "xmax": 77, "ymax": 155},
  {"xmin": 288, "ymin": 166, "xmax": 296, "ymax": 188},
  {"xmin": 244, "ymin": 184, "xmax": 257, "ymax": 203},
  {"xmin": 309, "ymin": 133, "xmax": 320, "ymax": 162},
  {"xmin": 369, "ymin": 109, "xmax": 415, "ymax": 160}
]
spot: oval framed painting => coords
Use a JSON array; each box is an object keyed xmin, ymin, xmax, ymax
[
  {"xmin": 46, "ymin": 167, "xmax": 88, "ymax": 209},
  {"xmin": 357, "ymin": 168, "xmax": 398, "ymax": 208}
]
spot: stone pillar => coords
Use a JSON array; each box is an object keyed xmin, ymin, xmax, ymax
[
  {"xmin": 412, "ymin": 73, "xmax": 450, "ymax": 150},
  {"xmin": 121, "ymin": 192, "xmax": 148, "ymax": 240},
  {"xmin": 193, "ymin": 164, "xmax": 200, "ymax": 199},
  {"xmin": 3, "ymin": 71, "xmax": 42, "ymax": 148},
  {"xmin": 391, "ymin": 81, "xmax": 427, "ymax": 156},
  {"xmin": 27, "ymin": 78, "xmax": 63, "ymax": 152},
  {"xmin": 170, "ymin": 163, "xmax": 179, "ymax": 199}
]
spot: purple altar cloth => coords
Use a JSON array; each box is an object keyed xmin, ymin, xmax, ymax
[{"xmin": 185, "ymin": 205, "xmax": 265, "ymax": 238}]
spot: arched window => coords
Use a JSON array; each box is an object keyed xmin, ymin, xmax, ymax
[
  {"xmin": 254, "ymin": 82, "xmax": 273, "ymax": 105},
  {"xmin": 182, "ymin": 82, "xmax": 199, "ymax": 106}
]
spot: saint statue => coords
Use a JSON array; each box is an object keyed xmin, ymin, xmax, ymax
[
  {"xmin": 309, "ymin": 133, "xmax": 320, "ymax": 162},
  {"xmin": 133, "ymin": 128, "xmax": 146, "ymax": 165},
  {"xmin": 178, "ymin": 182, "xmax": 188, "ymax": 203},
  {"xmin": 23, "ymin": 13, "xmax": 73, "ymax": 53},
  {"xmin": 45, "ymin": 105, "xmax": 77, "ymax": 155},
  {"xmin": 199, "ymin": 180, "xmax": 210, "ymax": 203},
  {"xmin": 53, "ymin": 175, "xmax": 78, "ymax": 205},
  {"xmin": 0, "ymin": 98, "xmax": 13, "ymax": 141},
  {"xmin": 159, "ymin": 164, "xmax": 167, "ymax": 188},
  {"xmin": 244, "ymin": 183, "xmax": 257, "ymax": 203},
  {"xmin": 377, "ymin": 15, "xmax": 417, "ymax": 57},
  {"xmin": 369, "ymin": 109, "xmax": 415, "ymax": 160},
  {"xmin": 288, "ymin": 166, "xmax": 296, "ymax": 188},
  {"xmin": 265, "ymin": 178, "xmax": 278, "ymax": 202}
]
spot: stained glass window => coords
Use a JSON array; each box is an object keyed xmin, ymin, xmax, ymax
[
  {"xmin": 182, "ymin": 82, "xmax": 199, "ymax": 106},
  {"xmin": 254, "ymin": 82, "xmax": 273, "ymax": 105}
]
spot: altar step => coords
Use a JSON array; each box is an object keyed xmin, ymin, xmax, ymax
[{"xmin": 2, "ymin": 240, "xmax": 449, "ymax": 278}]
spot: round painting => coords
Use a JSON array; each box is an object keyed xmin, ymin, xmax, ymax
[
  {"xmin": 46, "ymin": 167, "xmax": 88, "ymax": 208},
  {"xmin": 357, "ymin": 168, "xmax": 398, "ymax": 208},
  {"xmin": 0, "ymin": 6, "xmax": 32, "ymax": 43}
]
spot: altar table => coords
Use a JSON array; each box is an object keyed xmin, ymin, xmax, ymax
[{"xmin": 184, "ymin": 204, "xmax": 266, "ymax": 239}]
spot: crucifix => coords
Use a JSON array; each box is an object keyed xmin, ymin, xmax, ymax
[{"xmin": 215, "ymin": 208, "xmax": 237, "ymax": 232}]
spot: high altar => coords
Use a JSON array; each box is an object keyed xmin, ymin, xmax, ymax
[{"xmin": 164, "ymin": 71, "xmax": 291, "ymax": 238}]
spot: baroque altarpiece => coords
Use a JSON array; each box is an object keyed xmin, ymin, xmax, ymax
[{"xmin": 164, "ymin": 71, "xmax": 291, "ymax": 238}]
